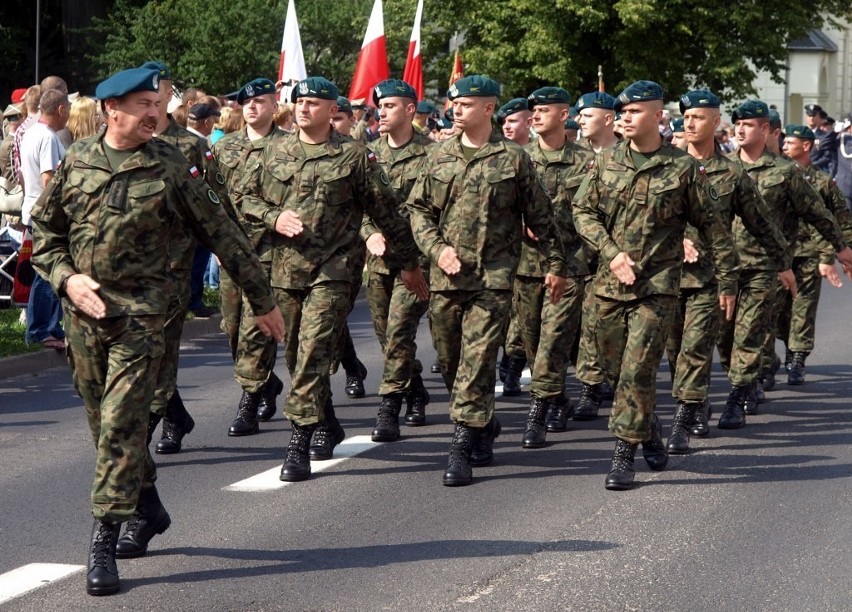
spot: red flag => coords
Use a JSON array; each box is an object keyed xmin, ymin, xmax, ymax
[
  {"xmin": 402, "ymin": 0, "xmax": 424, "ymax": 101},
  {"xmin": 348, "ymin": 0, "xmax": 389, "ymax": 104},
  {"xmin": 444, "ymin": 49, "xmax": 464, "ymax": 110},
  {"xmin": 278, "ymin": 0, "xmax": 307, "ymax": 102}
]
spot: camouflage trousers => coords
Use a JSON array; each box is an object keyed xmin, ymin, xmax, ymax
[
  {"xmin": 665, "ymin": 284, "xmax": 721, "ymax": 402},
  {"xmin": 503, "ymin": 303, "xmax": 525, "ymax": 358},
  {"xmin": 150, "ymin": 297, "xmax": 187, "ymax": 416},
  {"xmin": 430, "ymin": 289, "xmax": 512, "ymax": 427},
  {"xmin": 717, "ymin": 269, "xmax": 777, "ymax": 386},
  {"xmin": 576, "ymin": 274, "xmax": 607, "ymax": 386},
  {"xmin": 65, "ymin": 309, "xmax": 164, "ymax": 522},
  {"xmin": 334, "ymin": 251, "xmax": 365, "ymax": 376},
  {"xmin": 220, "ymin": 269, "xmax": 278, "ymax": 393},
  {"xmin": 513, "ymin": 274, "xmax": 584, "ymax": 400},
  {"xmin": 775, "ymin": 255, "xmax": 821, "ymax": 354},
  {"xmin": 594, "ymin": 294, "xmax": 677, "ymax": 444},
  {"xmin": 365, "ymin": 269, "xmax": 429, "ymax": 396},
  {"xmin": 275, "ymin": 282, "xmax": 350, "ymax": 425}
]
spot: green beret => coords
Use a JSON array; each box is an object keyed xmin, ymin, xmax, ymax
[
  {"xmin": 528, "ymin": 86, "xmax": 571, "ymax": 108},
  {"xmin": 495, "ymin": 98, "xmax": 529, "ymax": 124},
  {"xmin": 768, "ymin": 109, "xmax": 782, "ymax": 128},
  {"xmin": 373, "ymin": 79, "xmax": 417, "ymax": 105},
  {"xmin": 139, "ymin": 61, "xmax": 172, "ymax": 81},
  {"xmin": 447, "ymin": 75, "xmax": 500, "ymax": 101},
  {"xmin": 96, "ymin": 68, "xmax": 161, "ymax": 100},
  {"xmin": 783, "ymin": 124, "xmax": 815, "ymax": 140},
  {"xmin": 290, "ymin": 76, "xmax": 339, "ymax": 103},
  {"xmin": 437, "ymin": 114, "xmax": 454, "ymax": 130},
  {"xmin": 416, "ymin": 100, "xmax": 436, "ymax": 114},
  {"xmin": 577, "ymin": 91, "xmax": 616, "ymax": 111},
  {"xmin": 678, "ymin": 89, "xmax": 720, "ymax": 114},
  {"xmin": 671, "ymin": 118, "xmax": 684, "ymax": 133},
  {"xmin": 614, "ymin": 80, "xmax": 664, "ymax": 112},
  {"xmin": 336, "ymin": 96, "xmax": 353, "ymax": 114},
  {"xmin": 236, "ymin": 78, "xmax": 276, "ymax": 104},
  {"xmin": 731, "ymin": 100, "xmax": 769, "ymax": 123},
  {"xmin": 564, "ymin": 119, "xmax": 580, "ymax": 130}
]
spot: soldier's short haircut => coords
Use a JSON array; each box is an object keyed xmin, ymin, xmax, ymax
[
  {"xmin": 39, "ymin": 89, "xmax": 68, "ymax": 116},
  {"xmin": 40, "ymin": 75, "xmax": 68, "ymax": 95}
]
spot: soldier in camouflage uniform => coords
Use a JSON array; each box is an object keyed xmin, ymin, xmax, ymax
[
  {"xmin": 665, "ymin": 90, "xmax": 787, "ymax": 454},
  {"xmin": 29, "ymin": 67, "xmax": 284, "ymax": 596},
  {"xmin": 774, "ymin": 125, "xmax": 852, "ymax": 385},
  {"xmin": 573, "ymin": 81, "xmax": 739, "ymax": 491},
  {"xmin": 513, "ymin": 86, "xmax": 592, "ymax": 448},
  {"xmin": 408, "ymin": 75, "xmax": 568, "ymax": 487},
  {"xmin": 495, "ymin": 97, "xmax": 536, "ymax": 396},
  {"xmin": 212, "ymin": 78, "xmax": 288, "ymax": 435},
  {"xmin": 362, "ymin": 79, "xmax": 432, "ymax": 442},
  {"xmin": 240, "ymin": 76, "xmax": 421, "ymax": 483},
  {"xmin": 719, "ymin": 101, "xmax": 852, "ymax": 429},
  {"xmin": 140, "ymin": 61, "xmax": 235, "ymax": 455},
  {"xmin": 573, "ymin": 91, "xmax": 622, "ymax": 421}
]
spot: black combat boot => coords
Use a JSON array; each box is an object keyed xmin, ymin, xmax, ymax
[
  {"xmin": 344, "ymin": 359, "xmax": 368, "ymax": 398},
  {"xmin": 546, "ymin": 395, "xmax": 573, "ymax": 432},
  {"xmin": 156, "ymin": 390, "xmax": 195, "ymax": 454},
  {"xmin": 431, "ymin": 361, "xmax": 441, "ymax": 374},
  {"xmin": 469, "ymin": 416, "xmax": 502, "ymax": 467},
  {"xmin": 86, "ymin": 519, "xmax": 121, "ymax": 596},
  {"xmin": 718, "ymin": 385, "xmax": 748, "ymax": 429},
  {"xmin": 744, "ymin": 379, "xmax": 760, "ymax": 415},
  {"xmin": 690, "ymin": 399, "xmax": 712, "ymax": 437},
  {"xmin": 371, "ymin": 393, "xmax": 403, "ymax": 442},
  {"xmin": 666, "ymin": 400, "xmax": 699, "ymax": 455},
  {"xmin": 279, "ymin": 422, "xmax": 317, "ymax": 482},
  {"xmin": 498, "ymin": 352, "xmax": 511, "ymax": 382},
  {"xmin": 404, "ymin": 374, "xmax": 429, "ymax": 426},
  {"xmin": 763, "ymin": 354, "xmax": 781, "ymax": 391},
  {"xmin": 502, "ymin": 355, "xmax": 526, "ymax": 396},
  {"xmin": 599, "ymin": 381, "xmax": 615, "ymax": 401},
  {"xmin": 605, "ymin": 439, "xmax": 638, "ymax": 491},
  {"xmin": 115, "ymin": 485, "xmax": 171, "ymax": 559},
  {"xmin": 787, "ymin": 351, "xmax": 806, "ymax": 386},
  {"xmin": 309, "ymin": 400, "xmax": 346, "ymax": 460},
  {"xmin": 146, "ymin": 412, "xmax": 162, "ymax": 446},
  {"xmin": 443, "ymin": 424, "xmax": 478, "ymax": 486},
  {"xmin": 228, "ymin": 390, "xmax": 261, "ymax": 436},
  {"xmin": 257, "ymin": 373, "xmax": 284, "ymax": 422},
  {"xmin": 785, "ymin": 348, "xmax": 793, "ymax": 372},
  {"xmin": 753, "ymin": 378, "xmax": 766, "ymax": 403},
  {"xmin": 642, "ymin": 414, "xmax": 668, "ymax": 471},
  {"xmin": 522, "ymin": 396, "xmax": 549, "ymax": 449},
  {"xmin": 573, "ymin": 383, "xmax": 602, "ymax": 420}
]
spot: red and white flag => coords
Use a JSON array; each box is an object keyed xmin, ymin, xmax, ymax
[
  {"xmin": 444, "ymin": 49, "xmax": 464, "ymax": 111},
  {"xmin": 348, "ymin": 0, "xmax": 389, "ymax": 104},
  {"xmin": 277, "ymin": 0, "xmax": 307, "ymax": 101},
  {"xmin": 402, "ymin": 0, "xmax": 424, "ymax": 101}
]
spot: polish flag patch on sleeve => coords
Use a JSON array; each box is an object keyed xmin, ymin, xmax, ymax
[
  {"xmin": 205, "ymin": 150, "xmax": 214, "ymax": 161},
  {"xmin": 189, "ymin": 165, "xmax": 201, "ymax": 178},
  {"xmin": 367, "ymin": 151, "xmax": 377, "ymax": 163},
  {"xmin": 698, "ymin": 165, "xmax": 707, "ymax": 175}
]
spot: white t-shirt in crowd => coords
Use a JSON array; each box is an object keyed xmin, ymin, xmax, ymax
[{"xmin": 20, "ymin": 120, "xmax": 65, "ymax": 226}]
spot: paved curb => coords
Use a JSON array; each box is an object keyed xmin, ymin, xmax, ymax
[{"xmin": 0, "ymin": 314, "xmax": 225, "ymax": 381}]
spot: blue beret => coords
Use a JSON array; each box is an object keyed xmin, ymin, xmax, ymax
[
  {"xmin": 236, "ymin": 78, "xmax": 276, "ymax": 104},
  {"xmin": 577, "ymin": 91, "xmax": 616, "ymax": 111},
  {"xmin": 678, "ymin": 89, "xmax": 720, "ymax": 114},
  {"xmin": 528, "ymin": 87, "xmax": 571, "ymax": 108},
  {"xmin": 447, "ymin": 75, "xmax": 500, "ymax": 101},
  {"xmin": 373, "ymin": 79, "xmax": 417, "ymax": 105},
  {"xmin": 96, "ymin": 68, "xmax": 161, "ymax": 100},
  {"xmin": 495, "ymin": 98, "xmax": 529, "ymax": 124},
  {"xmin": 614, "ymin": 80, "xmax": 664, "ymax": 112},
  {"xmin": 139, "ymin": 61, "xmax": 172, "ymax": 81},
  {"xmin": 290, "ymin": 76, "xmax": 339, "ymax": 103},
  {"xmin": 783, "ymin": 124, "xmax": 815, "ymax": 140},
  {"xmin": 731, "ymin": 100, "xmax": 769, "ymax": 123},
  {"xmin": 336, "ymin": 96, "xmax": 353, "ymax": 114},
  {"xmin": 564, "ymin": 119, "xmax": 580, "ymax": 130},
  {"xmin": 437, "ymin": 114, "xmax": 454, "ymax": 130},
  {"xmin": 768, "ymin": 109, "xmax": 782, "ymax": 128},
  {"xmin": 671, "ymin": 118, "xmax": 684, "ymax": 133},
  {"xmin": 416, "ymin": 100, "xmax": 437, "ymax": 114}
]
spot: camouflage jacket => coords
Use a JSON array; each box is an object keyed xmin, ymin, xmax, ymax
[
  {"xmin": 796, "ymin": 165, "xmax": 852, "ymax": 264},
  {"xmin": 573, "ymin": 140, "xmax": 739, "ymax": 300},
  {"xmin": 361, "ymin": 131, "xmax": 433, "ymax": 274},
  {"xmin": 240, "ymin": 129, "xmax": 419, "ymax": 289},
  {"xmin": 681, "ymin": 150, "xmax": 787, "ymax": 287},
  {"xmin": 29, "ymin": 133, "xmax": 276, "ymax": 318},
  {"xmin": 212, "ymin": 124, "xmax": 287, "ymax": 228},
  {"xmin": 407, "ymin": 132, "xmax": 568, "ymax": 292},
  {"xmin": 519, "ymin": 139, "xmax": 594, "ymax": 278},
  {"xmin": 730, "ymin": 150, "xmax": 846, "ymax": 270}
]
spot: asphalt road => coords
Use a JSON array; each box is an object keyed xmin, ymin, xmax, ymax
[{"xmin": 1, "ymin": 283, "xmax": 850, "ymax": 611}]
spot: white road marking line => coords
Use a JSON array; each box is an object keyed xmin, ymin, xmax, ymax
[
  {"xmin": 494, "ymin": 368, "xmax": 532, "ymax": 394},
  {"xmin": 223, "ymin": 434, "xmax": 382, "ymax": 492},
  {"xmin": 0, "ymin": 563, "xmax": 84, "ymax": 604}
]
